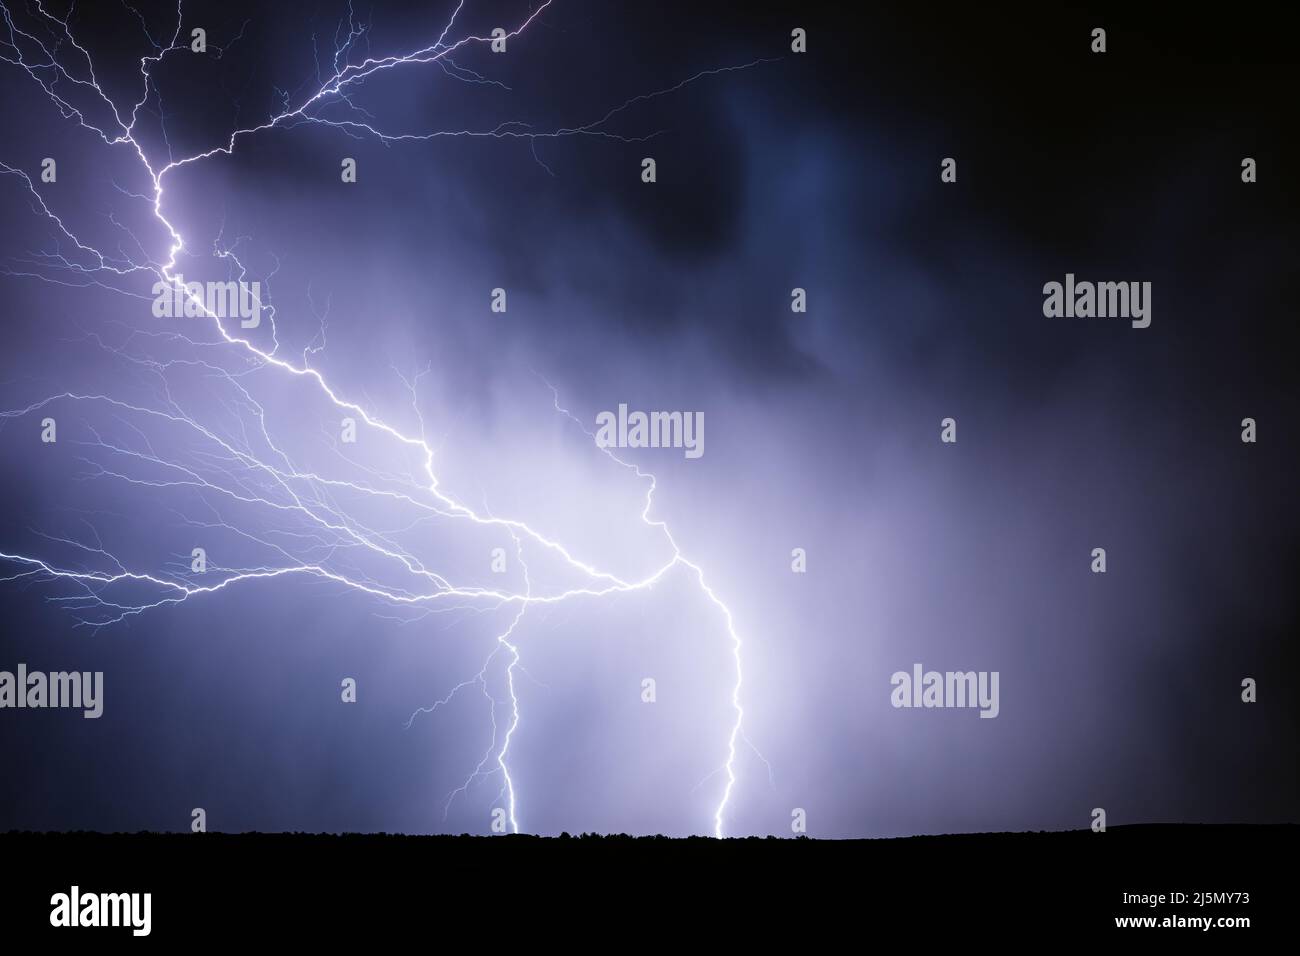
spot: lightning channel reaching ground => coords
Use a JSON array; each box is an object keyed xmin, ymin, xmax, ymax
[{"xmin": 0, "ymin": 0, "xmax": 771, "ymax": 837}]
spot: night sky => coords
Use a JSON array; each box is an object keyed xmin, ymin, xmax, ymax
[{"xmin": 0, "ymin": 2, "xmax": 1295, "ymax": 838}]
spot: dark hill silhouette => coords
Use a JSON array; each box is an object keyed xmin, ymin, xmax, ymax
[{"xmin": 0, "ymin": 823, "xmax": 1289, "ymax": 941}]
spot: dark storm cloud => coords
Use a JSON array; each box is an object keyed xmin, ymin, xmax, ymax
[{"xmin": 0, "ymin": 1, "xmax": 1295, "ymax": 838}]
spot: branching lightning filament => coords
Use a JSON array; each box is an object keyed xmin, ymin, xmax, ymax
[{"xmin": 0, "ymin": 0, "xmax": 769, "ymax": 837}]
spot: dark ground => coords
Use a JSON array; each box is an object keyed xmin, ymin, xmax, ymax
[{"xmin": 0, "ymin": 823, "xmax": 1290, "ymax": 941}]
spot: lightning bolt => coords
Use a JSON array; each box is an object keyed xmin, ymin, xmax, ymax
[{"xmin": 0, "ymin": 0, "xmax": 772, "ymax": 837}]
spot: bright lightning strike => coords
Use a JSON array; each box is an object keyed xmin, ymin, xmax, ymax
[{"xmin": 0, "ymin": 0, "xmax": 772, "ymax": 837}]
